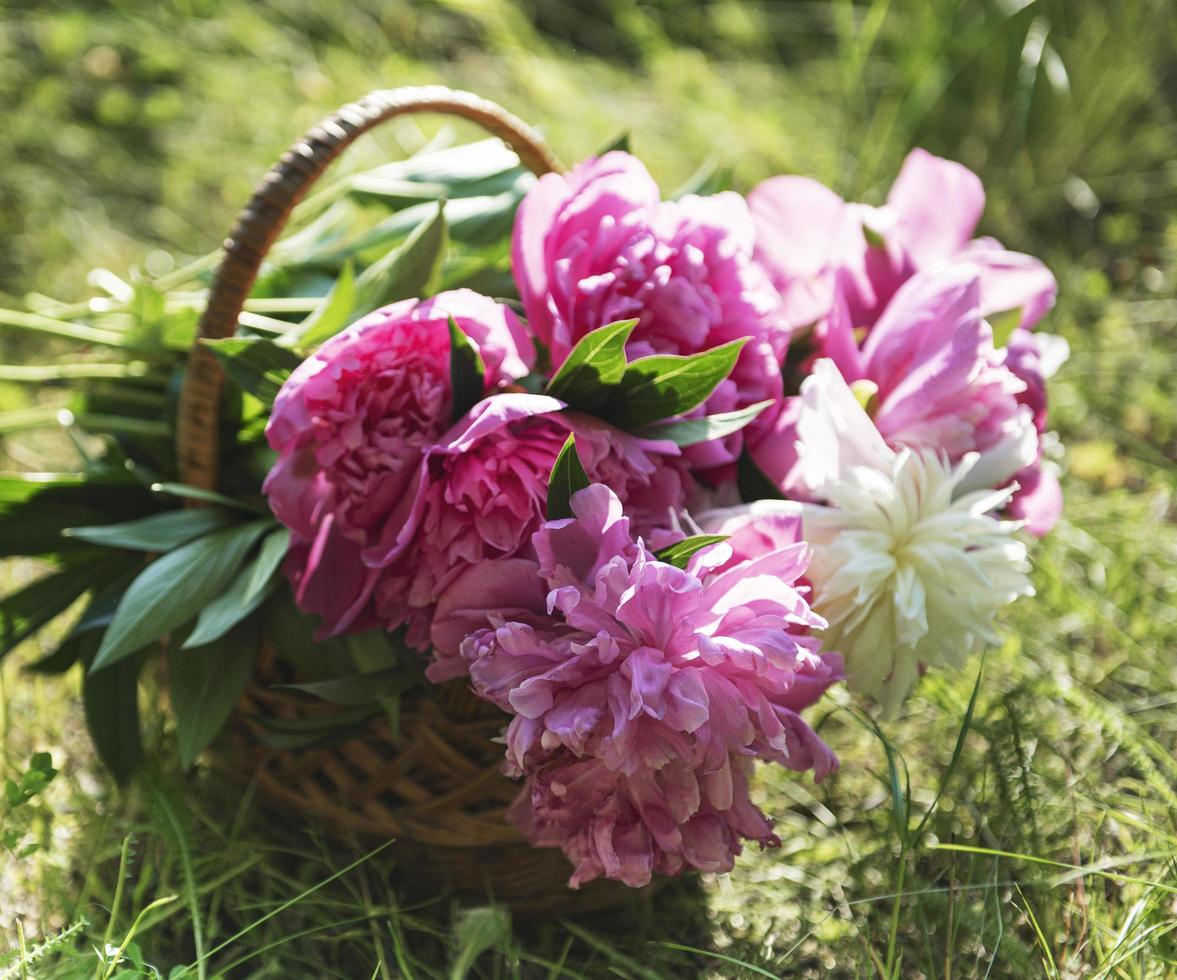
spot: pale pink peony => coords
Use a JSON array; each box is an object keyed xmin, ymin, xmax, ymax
[
  {"xmin": 264, "ymin": 290, "xmax": 535, "ymax": 635},
  {"xmin": 460, "ymin": 483, "xmax": 841, "ymax": 887},
  {"xmin": 510, "ymin": 752, "xmax": 777, "ymax": 888},
  {"xmin": 751, "ymin": 266, "xmax": 1062, "ymax": 533},
  {"xmin": 366, "ymin": 393, "xmax": 692, "ymax": 659},
  {"xmin": 512, "ymin": 151, "xmax": 787, "ymax": 471},
  {"xmin": 748, "ymin": 148, "xmax": 1057, "ymax": 334}
]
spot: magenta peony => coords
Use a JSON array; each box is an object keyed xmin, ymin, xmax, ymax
[
  {"xmin": 366, "ymin": 393, "xmax": 692, "ymax": 661},
  {"xmin": 512, "ymin": 151, "xmax": 787, "ymax": 471},
  {"xmin": 748, "ymin": 148, "xmax": 1057, "ymax": 335},
  {"xmin": 263, "ymin": 290, "xmax": 535, "ymax": 635},
  {"xmin": 459, "ymin": 483, "xmax": 841, "ymax": 887}
]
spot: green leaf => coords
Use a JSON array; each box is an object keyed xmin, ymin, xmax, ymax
[
  {"xmin": 989, "ymin": 306, "xmax": 1023, "ymax": 348},
  {"xmin": 862, "ymin": 222, "xmax": 887, "ymax": 249},
  {"xmin": 348, "ymin": 139, "xmax": 523, "ymax": 199},
  {"xmin": 0, "ymin": 558, "xmax": 107, "ymax": 661},
  {"xmin": 596, "ymin": 131, "xmax": 631, "ymax": 155},
  {"xmin": 63, "ymin": 508, "xmax": 233, "ymax": 551},
  {"xmin": 0, "ymin": 306, "xmax": 131, "ymax": 349},
  {"xmin": 0, "ymin": 472, "xmax": 156, "ymax": 558},
  {"xmin": 277, "ymin": 667, "xmax": 417, "ymax": 706},
  {"xmin": 637, "ymin": 399, "xmax": 774, "ymax": 447},
  {"xmin": 257, "ymin": 704, "xmax": 380, "ymax": 750},
  {"xmin": 606, "ymin": 338, "xmax": 748, "ymax": 429},
  {"xmin": 149, "ymin": 482, "xmax": 265, "ymax": 513},
  {"xmin": 203, "ymin": 337, "xmax": 304, "ymax": 408},
  {"xmin": 182, "ymin": 553, "xmax": 277, "ymax": 649},
  {"xmin": 168, "ymin": 624, "xmax": 258, "ymax": 769},
  {"xmin": 654, "ymin": 535, "xmax": 728, "ymax": 569},
  {"xmin": 341, "ymin": 630, "xmax": 420, "ymax": 737},
  {"xmin": 287, "ymin": 259, "xmax": 356, "ymax": 349},
  {"xmin": 736, "ymin": 449, "xmax": 784, "ymax": 503},
  {"xmin": 671, "ymin": 158, "xmax": 732, "ymax": 198},
  {"xmin": 448, "ymin": 315, "xmax": 486, "ymax": 421},
  {"xmin": 245, "ymin": 527, "xmax": 290, "ymax": 603},
  {"xmin": 546, "ymin": 434, "xmax": 590, "ymax": 521},
  {"xmin": 263, "ymin": 591, "xmax": 354, "ymax": 681},
  {"xmin": 83, "ymin": 650, "xmax": 143, "ymax": 784},
  {"xmin": 351, "ymin": 201, "xmax": 447, "ymax": 320},
  {"xmin": 0, "ymin": 406, "xmax": 65, "ymax": 434},
  {"xmin": 545, "ymin": 318, "xmax": 637, "ymax": 410},
  {"xmin": 92, "ymin": 521, "xmax": 272, "ymax": 672},
  {"xmin": 451, "ymin": 906, "xmax": 511, "ymax": 980}
]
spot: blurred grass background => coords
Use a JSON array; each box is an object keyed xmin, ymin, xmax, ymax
[{"xmin": 1, "ymin": 0, "xmax": 1176, "ymax": 976}]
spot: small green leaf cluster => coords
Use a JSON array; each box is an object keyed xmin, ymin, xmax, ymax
[{"xmin": 1, "ymin": 752, "xmax": 57, "ymax": 857}]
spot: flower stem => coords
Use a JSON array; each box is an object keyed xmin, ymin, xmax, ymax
[{"xmin": 884, "ymin": 843, "xmax": 908, "ymax": 977}]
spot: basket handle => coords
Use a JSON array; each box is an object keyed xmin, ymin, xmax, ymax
[{"xmin": 176, "ymin": 86, "xmax": 562, "ymax": 492}]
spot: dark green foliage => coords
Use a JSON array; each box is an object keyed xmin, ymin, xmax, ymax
[
  {"xmin": 654, "ymin": 535, "xmax": 728, "ymax": 569},
  {"xmin": 447, "ymin": 315, "xmax": 486, "ymax": 422},
  {"xmin": 545, "ymin": 433, "xmax": 590, "ymax": 521}
]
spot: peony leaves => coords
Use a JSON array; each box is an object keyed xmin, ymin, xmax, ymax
[
  {"xmin": 350, "ymin": 201, "xmax": 447, "ymax": 321},
  {"xmin": 63, "ymin": 508, "xmax": 233, "ymax": 551},
  {"xmin": 287, "ymin": 259, "xmax": 356, "ymax": 349},
  {"xmin": 546, "ymin": 434, "xmax": 590, "ymax": 521},
  {"xmin": 638, "ymin": 398, "xmax": 774, "ymax": 447},
  {"xmin": 605, "ymin": 338, "xmax": 748, "ymax": 428},
  {"xmin": 448, "ymin": 315, "xmax": 487, "ymax": 422},
  {"xmin": 168, "ymin": 624, "xmax": 259, "ymax": 769},
  {"xmin": 549, "ymin": 325, "xmax": 752, "ymax": 433},
  {"xmin": 546, "ymin": 318, "xmax": 637, "ymax": 410},
  {"xmin": 83, "ymin": 649, "xmax": 143, "ymax": 784},
  {"xmin": 203, "ymin": 336, "xmax": 303, "ymax": 408},
  {"xmin": 655, "ymin": 535, "xmax": 728, "ymax": 569},
  {"xmin": 91, "ymin": 520, "xmax": 273, "ymax": 672}
]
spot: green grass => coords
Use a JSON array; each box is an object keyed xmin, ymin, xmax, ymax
[{"xmin": 2, "ymin": 0, "xmax": 1176, "ymax": 976}]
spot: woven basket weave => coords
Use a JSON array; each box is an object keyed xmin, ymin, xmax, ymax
[{"xmin": 178, "ymin": 88, "xmax": 634, "ymax": 912}]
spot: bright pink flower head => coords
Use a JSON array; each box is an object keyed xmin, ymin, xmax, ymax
[
  {"xmin": 370, "ymin": 394, "xmax": 691, "ymax": 655},
  {"xmin": 263, "ymin": 290, "xmax": 535, "ymax": 634},
  {"xmin": 748, "ymin": 148, "xmax": 1057, "ymax": 334},
  {"xmin": 751, "ymin": 265, "xmax": 1062, "ymax": 533},
  {"xmin": 513, "ymin": 152, "xmax": 786, "ymax": 470},
  {"xmin": 460, "ymin": 484, "xmax": 842, "ymax": 887}
]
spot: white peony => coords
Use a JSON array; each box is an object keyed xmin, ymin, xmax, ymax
[{"xmin": 795, "ymin": 360, "xmax": 1034, "ymax": 716}]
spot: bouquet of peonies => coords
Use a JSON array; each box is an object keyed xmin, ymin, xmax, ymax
[{"xmin": 0, "ymin": 123, "xmax": 1065, "ymax": 890}]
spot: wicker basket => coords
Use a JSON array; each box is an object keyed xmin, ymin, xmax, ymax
[{"xmin": 178, "ymin": 88, "xmax": 636, "ymax": 913}]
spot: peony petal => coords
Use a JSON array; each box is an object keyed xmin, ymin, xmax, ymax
[{"xmin": 887, "ymin": 148, "xmax": 985, "ymax": 267}]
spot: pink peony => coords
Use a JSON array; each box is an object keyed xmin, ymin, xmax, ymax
[
  {"xmin": 512, "ymin": 151, "xmax": 787, "ymax": 471},
  {"xmin": 510, "ymin": 752, "xmax": 777, "ymax": 888},
  {"xmin": 460, "ymin": 483, "xmax": 841, "ymax": 887},
  {"xmin": 748, "ymin": 148, "xmax": 1057, "ymax": 335},
  {"xmin": 366, "ymin": 393, "xmax": 692, "ymax": 660},
  {"xmin": 1001, "ymin": 328, "xmax": 1069, "ymax": 534},
  {"xmin": 752, "ymin": 266, "xmax": 1063, "ymax": 533},
  {"xmin": 264, "ymin": 290, "xmax": 535, "ymax": 635}
]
